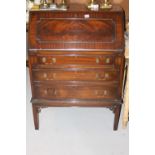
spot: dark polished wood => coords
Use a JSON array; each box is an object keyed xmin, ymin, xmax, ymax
[
  {"xmin": 32, "ymin": 68, "xmax": 119, "ymax": 81},
  {"xmin": 28, "ymin": 3, "xmax": 125, "ymax": 130},
  {"xmin": 33, "ymin": 83, "xmax": 119, "ymax": 99}
]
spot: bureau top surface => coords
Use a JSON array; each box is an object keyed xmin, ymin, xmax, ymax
[{"xmin": 30, "ymin": 3, "xmax": 123, "ymax": 13}]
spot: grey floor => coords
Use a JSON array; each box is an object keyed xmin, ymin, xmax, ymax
[{"xmin": 26, "ymin": 68, "xmax": 129, "ymax": 155}]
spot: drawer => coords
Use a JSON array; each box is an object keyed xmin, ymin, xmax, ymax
[
  {"xmin": 35, "ymin": 54, "xmax": 114, "ymax": 66},
  {"xmin": 32, "ymin": 69, "xmax": 119, "ymax": 82},
  {"xmin": 33, "ymin": 84, "xmax": 118, "ymax": 99}
]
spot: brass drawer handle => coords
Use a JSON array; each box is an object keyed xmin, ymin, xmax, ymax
[
  {"xmin": 105, "ymin": 73, "xmax": 109, "ymax": 78},
  {"xmin": 96, "ymin": 58, "xmax": 100, "ymax": 64},
  {"xmin": 44, "ymin": 88, "xmax": 57, "ymax": 96},
  {"xmin": 52, "ymin": 58, "xmax": 56, "ymax": 64},
  {"xmin": 54, "ymin": 90, "xmax": 57, "ymax": 95},
  {"xmin": 96, "ymin": 73, "xmax": 100, "ymax": 80},
  {"xmin": 47, "ymin": 73, "xmax": 56, "ymax": 80},
  {"xmin": 44, "ymin": 89, "xmax": 48, "ymax": 95},
  {"xmin": 42, "ymin": 57, "xmax": 47, "ymax": 63},
  {"xmin": 95, "ymin": 90, "xmax": 108, "ymax": 96},
  {"xmin": 105, "ymin": 58, "xmax": 110, "ymax": 63},
  {"xmin": 42, "ymin": 73, "xmax": 56, "ymax": 80},
  {"xmin": 103, "ymin": 90, "xmax": 108, "ymax": 96},
  {"xmin": 96, "ymin": 73, "xmax": 109, "ymax": 80},
  {"xmin": 53, "ymin": 73, "xmax": 56, "ymax": 79}
]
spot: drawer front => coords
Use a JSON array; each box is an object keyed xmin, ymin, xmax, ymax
[
  {"xmin": 32, "ymin": 69, "xmax": 119, "ymax": 82},
  {"xmin": 33, "ymin": 84, "xmax": 118, "ymax": 99},
  {"xmin": 34, "ymin": 54, "xmax": 114, "ymax": 67}
]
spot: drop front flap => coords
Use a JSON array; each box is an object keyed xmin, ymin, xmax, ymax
[{"xmin": 29, "ymin": 11, "xmax": 124, "ymax": 50}]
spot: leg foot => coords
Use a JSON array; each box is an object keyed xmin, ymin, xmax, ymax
[
  {"xmin": 32, "ymin": 104, "xmax": 39, "ymax": 130},
  {"xmin": 113, "ymin": 104, "xmax": 122, "ymax": 131}
]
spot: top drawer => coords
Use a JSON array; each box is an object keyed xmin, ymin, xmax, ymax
[
  {"xmin": 36, "ymin": 54, "xmax": 114, "ymax": 66},
  {"xmin": 28, "ymin": 11, "xmax": 124, "ymax": 50},
  {"xmin": 28, "ymin": 52, "xmax": 122, "ymax": 68}
]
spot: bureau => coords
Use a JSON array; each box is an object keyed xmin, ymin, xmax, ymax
[{"xmin": 28, "ymin": 3, "xmax": 125, "ymax": 130}]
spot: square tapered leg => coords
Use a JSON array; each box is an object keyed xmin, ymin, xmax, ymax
[
  {"xmin": 32, "ymin": 104, "xmax": 39, "ymax": 130},
  {"xmin": 113, "ymin": 104, "xmax": 122, "ymax": 130}
]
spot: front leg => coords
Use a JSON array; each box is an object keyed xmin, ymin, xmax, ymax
[
  {"xmin": 32, "ymin": 104, "xmax": 40, "ymax": 130},
  {"xmin": 113, "ymin": 104, "xmax": 122, "ymax": 130}
]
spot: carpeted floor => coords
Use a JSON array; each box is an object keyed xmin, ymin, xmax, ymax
[{"xmin": 26, "ymin": 68, "xmax": 129, "ymax": 155}]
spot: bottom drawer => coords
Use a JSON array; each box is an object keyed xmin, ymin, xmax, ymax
[{"xmin": 33, "ymin": 84, "xmax": 119, "ymax": 99}]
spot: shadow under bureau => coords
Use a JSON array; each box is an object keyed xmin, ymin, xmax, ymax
[{"xmin": 28, "ymin": 4, "xmax": 125, "ymax": 130}]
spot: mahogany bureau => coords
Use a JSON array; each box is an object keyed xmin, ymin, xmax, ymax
[{"xmin": 28, "ymin": 4, "xmax": 125, "ymax": 130}]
